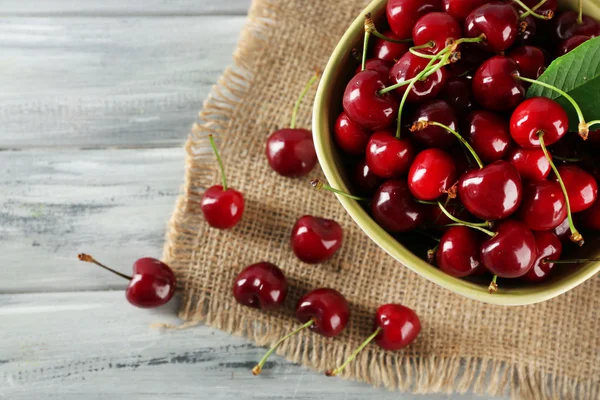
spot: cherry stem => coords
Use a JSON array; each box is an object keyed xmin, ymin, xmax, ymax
[
  {"xmin": 488, "ymin": 275, "xmax": 499, "ymax": 294},
  {"xmin": 552, "ymin": 155, "xmax": 583, "ymax": 163},
  {"xmin": 517, "ymin": 76, "xmax": 588, "ymax": 140},
  {"xmin": 311, "ymin": 179, "xmax": 369, "ymax": 202},
  {"xmin": 543, "ymin": 258, "xmax": 600, "ymax": 264},
  {"xmin": 364, "ymin": 14, "xmax": 412, "ymax": 44},
  {"xmin": 208, "ymin": 135, "xmax": 228, "ymax": 191},
  {"xmin": 326, "ymin": 327, "xmax": 381, "ymax": 377},
  {"xmin": 437, "ymin": 203, "xmax": 495, "ymax": 235},
  {"xmin": 520, "ymin": 0, "xmax": 547, "ymax": 18},
  {"xmin": 290, "ymin": 72, "xmax": 320, "ymax": 129},
  {"xmin": 513, "ymin": 0, "xmax": 553, "ymax": 19},
  {"xmin": 538, "ymin": 133, "xmax": 583, "ymax": 246},
  {"xmin": 379, "ymin": 48, "xmax": 448, "ymax": 95},
  {"xmin": 587, "ymin": 120, "xmax": 600, "ymax": 129},
  {"xmin": 361, "ymin": 30, "xmax": 371, "ymax": 71},
  {"xmin": 77, "ymin": 253, "xmax": 132, "ymax": 281},
  {"xmin": 409, "ymin": 41, "xmax": 437, "ymax": 58},
  {"xmin": 427, "ymin": 244, "xmax": 439, "ymax": 264},
  {"xmin": 253, "ymin": 319, "xmax": 314, "ymax": 376},
  {"xmin": 578, "ymin": 0, "xmax": 583, "ymax": 24}
]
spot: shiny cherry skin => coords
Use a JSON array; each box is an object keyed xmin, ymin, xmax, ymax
[
  {"xmin": 518, "ymin": 180, "xmax": 567, "ymax": 231},
  {"xmin": 356, "ymin": 58, "xmax": 394, "ymax": 77},
  {"xmin": 389, "ymin": 51, "xmax": 448, "ymax": 103},
  {"xmin": 266, "ymin": 128, "xmax": 317, "ymax": 177},
  {"xmin": 554, "ymin": 11, "xmax": 599, "ymax": 41},
  {"xmin": 443, "ymin": 0, "xmax": 489, "ymax": 20},
  {"xmin": 413, "ymin": 12, "xmax": 462, "ymax": 53},
  {"xmin": 291, "ymin": 216, "xmax": 343, "ymax": 264},
  {"xmin": 353, "ymin": 158, "xmax": 383, "ymax": 196},
  {"xmin": 458, "ymin": 160, "xmax": 523, "ymax": 220},
  {"xmin": 553, "ymin": 217, "xmax": 571, "ymax": 242},
  {"xmin": 387, "ymin": 0, "xmax": 442, "ymax": 39},
  {"xmin": 472, "ymin": 56, "xmax": 524, "ymax": 112},
  {"xmin": 366, "ymin": 130, "xmax": 415, "ymax": 179},
  {"xmin": 522, "ymin": 231, "xmax": 562, "ymax": 283},
  {"xmin": 510, "ymin": 97, "xmax": 568, "ymax": 148},
  {"xmin": 553, "ymin": 165, "xmax": 599, "ymax": 212},
  {"xmin": 371, "ymin": 31, "xmax": 410, "ymax": 61},
  {"xmin": 201, "ymin": 185, "xmax": 245, "ymax": 229},
  {"xmin": 410, "ymin": 99, "xmax": 458, "ymax": 148},
  {"xmin": 334, "ymin": 112, "xmax": 371, "ymax": 155},
  {"xmin": 343, "ymin": 70, "xmax": 400, "ymax": 130},
  {"xmin": 557, "ymin": 35, "xmax": 591, "ymax": 56},
  {"xmin": 408, "ymin": 149, "xmax": 457, "ymax": 200},
  {"xmin": 439, "ymin": 77, "xmax": 474, "ymax": 118},
  {"xmin": 507, "ymin": 147, "xmax": 551, "ymax": 181},
  {"xmin": 126, "ymin": 258, "xmax": 176, "ymax": 308},
  {"xmin": 579, "ymin": 199, "xmax": 600, "ymax": 230},
  {"xmin": 464, "ymin": 2, "xmax": 520, "ymax": 53},
  {"xmin": 374, "ymin": 304, "xmax": 421, "ymax": 350},
  {"xmin": 508, "ymin": 46, "xmax": 546, "ymax": 79},
  {"xmin": 437, "ymin": 226, "xmax": 483, "ymax": 277},
  {"xmin": 480, "ymin": 219, "xmax": 537, "ymax": 278},
  {"xmin": 233, "ymin": 262, "xmax": 287, "ymax": 310},
  {"xmin": 295, "ymin": 288, "xmax": 349, "ymax": 337},
  {"xmin": 463, "ymin": 110, "xmax": 510, "ymax": 163},
  {"xmin": 372, "ymin": 180, "xmax": 426, "ymax": 232}
]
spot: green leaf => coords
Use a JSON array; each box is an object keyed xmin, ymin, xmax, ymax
[{"xmin": 526, "ymin": 36, "xmax": 600, "ymax": 131}]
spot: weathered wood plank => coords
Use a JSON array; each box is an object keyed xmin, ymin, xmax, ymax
[
  {"xmin": 0, "ymin": 291, "xmax": 498, "ymax": 400},
  {"xmin": 0, "ymin": 16, "xmax": 246, "ymax": 148}
]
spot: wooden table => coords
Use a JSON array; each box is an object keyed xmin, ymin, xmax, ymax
[{"xmin": 0, "ymin": 1, "xmax": 502, "ymax": 398}]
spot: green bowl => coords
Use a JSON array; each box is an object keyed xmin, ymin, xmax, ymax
[{"xmin": 313, "ymin": 0, "xmax": 600, "ymax": 306}]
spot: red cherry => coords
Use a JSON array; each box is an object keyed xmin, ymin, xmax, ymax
[
  {"xmin": 463, "ymin": 110, "xmax": 511, "ymax": 163},
  {"xmin": 343, "ymin": 70, "xmax": 400, "ymax": 130},
  {"xmin": 553, "ymin": 217, "xmax": 571, "ymax": 242},
  {"xmin": 201, "ymin": 185, "xmax": 245, "ymax": 229},
  {"xmin": 510, "ymin": 97, "xmax": 568, "ymax": 148},
  {"xmin": 446, "ymin": 43, "xmax": 493, "ymax": 78},
  {"xmin": 459, "ymin": 161, "xmax": 523, "ymax": 220},
  {"xmin": 233, "ymin": 262, "xmax": 287, "ymax": 310},
  {"xmin": 352, "ymin": 159, "xmax": 384, "ymax": 196},
  {"xmin": 413, "ymin": 12, "xmax": 462, "ymax": 54},
  {"xmin": 522, "ymin": 231, "xmax": 562, "ymax": 283},
  {"xmin": 389, "ymin": 51, "xmax": 448, "ymax": 103},
  {"xmin": 443, "ymin": 0, "xmax": 489, "ymax": 20},
  {"xmin": 357, "ymin": 58, "xmax": 394, "ymax": 77},
  {"xmin": 266, "ymin": 129, "xmax": 317, "ymax": 177},
  {"xmin": 518, "ymin": 180, "xmax": 567, "ymax": 231},
  {"xmin": 507, "ymin": 147, "xmax": 551, "ymax": 181},
  {"xmin": 372, "ymin": 180, "xmax": 427, "ymax": 232},
  {"xmin": 291, "ymin": 216, "xmax": 343, "ymax": 264},
  {"xmin": 517, "ymin": 14, "xmax": 538, "ymax": 46},
  {"xmin": 437, "ymin": 226, "xmax": 483, "ymax": 277},
  {"xmin": 552, "ymin": 165, "xmax": 598, "ymax": 212},
  {"xmin": 78, "ymin": 254, "xmax": 176, "ymax": 308},
  {"xmin": 371, "ymin": 30, "xmax": 410, "ymax": 61},
  {"xmin": 480, "ymin": 219, "xmax": 537, "ymax": 278},
  {"xmin": 439, "ymin": 77, "xmax": 474, "ymax": 118},
  {"xmin": 387, "ymin": 0, "xmax": 443, "ymax": 39},
  {"xmin": 410, "ymin": 99, "xmax": 458, "ymax": 148},
  {"xmin": 366, "ymin": 130, "xmax": 415, "ymax": 179},
  {"xmin": 464, "ymin": 2, "xmax": 520, "ymax": 53},
  {"xmin": 408, "ymin": 149, "xmax": 457, "ymax": 200},
  {"xmin": 334, "ymin": 112, "xmax": 372, "ymax": 155},
  {"xmin": 296, "ymin": 288, "xmax": 350, "ymax": 337},
  {"xmin": 554, "ymin": 10, "xmax": 599, "ymax": 41},
  {"xmin": 557, "ymin": 35, "xmax": 591, "ymax": 56},
  {"xmin": 579, "ymin": 199, "xmax": 600, "ymax": 230},
  {"xmin": 508, "ymin": 46, "xmax": 546, "ymax": 79},
  {"xmin": 472, "ymin": 56, "xmax": 525, "ymax": 112}
]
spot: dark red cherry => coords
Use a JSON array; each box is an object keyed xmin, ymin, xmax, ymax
[
  {"xmin": 353, "ymin": 158, "xmax": 383, "ymax": 196},
  {"xmin": 343, "ymin": 70, "xmax": 400, "ymax": 130},
  {"xmin": 371, "ymin": 30, "xmax": 410, "ymax": 61},
  {"xmin": 480, "ymin": 219, "xmax": 536, "ymax": 278},
  {"xmin": 408, "ymin": 149, "xmax": 457, "ymax": 200},
  {"xmin": 366, "ymin": 130, "xmax": 415, "ymax": 179},
  {"xmin": 233, "ymin": 262, "xmax": 287, "ymax": 310},
  {"xmin": 372, "ymin": 180, "xmax": 426, "ymax": 232},
  {"xmin": 443, "ymin": 0, "xmax": 489, "ymax": 20},
  {"xmin": 413, "ymin": 12, "xmax": 462, "ymax": 53},
  {"xmin": 557, "ymin": 35, "xmax": 591, "ymax": 56},
  {"xmin": 373, "ymin": 304, "xmax": 421, "ymax": 350},
  {"xmin": 458, "ymin": 160, "xmax": 523, "ymax": 220},
  {"xmin": 439, "ymin": 77, "xmax": 474, "ymax": 118},
  {"xmin": 510, "ymin": 97, "xmax": 568, "ymax": 148},
  {"xmin": 296, "ymin": 288, "xmax": 350, "ymax": 337},
  {"xmin": 334, "ymin": 112, "xmax": 372, "ymax": 155},
  {"xmin": 389, "ymin": 51, "xmax": 448, "ymax": 103},
  {"xmin": 464, "ymin": 2, "xmax": 520, "ymax": 53},
  {"xmin": 579, "ymin": 199, "xmax": 600, "ymax": 230},
  {"xmin": 266, "ymin": 128, "xmax": 317, "ymax": 177},
  {"xmin": 553, "ymin": 165, "xmax": 598, "ymax": 212},
  {"xmin": 437, "ymin": 226, "xmax": 483, "ymax": 277},
  {"xmin": 518, "ymin": 180, "xmax": 567, "ymax": 231},
  {"xmin": 291, "ymin": 216, "xmax": 343, "ymax": 264},
  {"xmin": 553, "ymin": 217, "xmax": 571, "ymax": 242},
  {"xmin": 463, "ymin": 110, "xmax": 511, "ymax": 163},
  {"xmin": 387, "ymin": 0, "xmax": 443, "ymax": 39},
  {"xmin": 508, "ymin": 46, "xmax": 546, "ymax": 79},
  {"xmin": 410, "ymin": 99, "xmax": 458, "ymax": 148},
  {"xmin": 517, "ymin": 14, "xmax": 538, "ymax": 46},
  {"xmin": 522, "ymin": 231, "xmax": 562, "ymax": 283},
  {"xmin": 554, "ymin": 11, "xmax": 599, "ymax": 41},
  {"xmin": 507, "ymin": 147, "xmax": 551, "ymax": 181},
  {"xmin": 201, "ymin": 185, "xmax": 245, "ymax": 229},
  {"xmin": 472, "ymin": 56, "xmax": 524, "ymax": 112},
  {"xmin": 446, "ymin": 43, "xmax": 493, "ymax": 78},
  {"xmin": 357, "ymin": 58, "xmax": 394, "ymax": 77}
]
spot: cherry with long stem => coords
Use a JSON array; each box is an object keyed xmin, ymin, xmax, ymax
[
  {"xmin": 326, "ymin": 328, "xmax": 381, "ymax": 377},
  {"xmin": 78, "ymin": 253, "xmax": 132, "ymax": 280},
  {"xmin": 290, "ymin": 72, "xmax": 320, "ymax": 129}
]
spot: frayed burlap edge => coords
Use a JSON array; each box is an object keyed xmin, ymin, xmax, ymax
[{"xmin": 161, "ymin": 1, "xmax": 600, "ymax": 398}]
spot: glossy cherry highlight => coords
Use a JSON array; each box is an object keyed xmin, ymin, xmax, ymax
[{"xmin": 233, "ymin": 262, "xmax": 287, "ymax": 310}]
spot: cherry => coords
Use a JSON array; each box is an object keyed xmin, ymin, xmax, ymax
[
  {"xmin": 327, "ymin": 303, "xmax": 420, "ymax": 377},
  {"xmin": 233, "ymin": 262, "xmax": 287, "ymax": 310},
  {"xmin": 446, "ymin": 43, "xmax": 493, "ymax": 78},
  {"xmin": 439, "ymin": 77, "xmax": 474, "ymax": 118},
  {"xmin": 472, "ymin": 56, "xmax": 524, "ymax": 112},
  {"xmin": 508, "ymin": 46, "xmax": 546, "ymax": 79},
  {"xmin": 78, "ymin": 254, "xmax": 176, "ymax": 308},
  {"xmin": 522, "ymin": 231, "xmax": 562, "ymax": 283},
  {"xmin": 517, "ymin": 14, "xmax": 538, "ymax": 45},
  {"xmin": 553, "ymin": 217, "xmax": 571, "ymax": 242},
  {"xmin": 387, "ymin": 0, "xmax": 443, "ymax": 39},
  {"xmin": 552, "ymin": 165, "xmax": 598, "ymax": 213},
  {"xmin": 352, "ymin": 159, "xmax": 383, "ymax": 196},
  {"xmin": 579, "ymin": 198, "xmax": 600, "ymax": 230},
  {"xmin": 464, "ymin": 2, "xmax": 520, "ymax": 53},
  {"xmin": 291, "ymin": 215, "xmax": 343, "ymax": 264},
  {"xmin": 343, "ymin": 70, "xmax": 400, "ymax": 130},
  {"xmin": 518, "ymin": 180, "xmax": 567, "ymax": 231},
  {"xmin": 554, "ymin": 10, "xmax": 599, "ymax": 41},
  {"xmin": 459, "ymin": 161, "xmax": 523, "ymax": 220},
  {"xmin": 366, "ymin": 129, "xmax": 415, "ymax": 179},
  {"xmin": 408, "ymin": 149, "xmax": 457, "ymax": 200},
  {"xmin": 252, "ymin": 288, "xmax": 349, "ymax": 375},
  {"xmin": 557, "ymin": 35, "xmax": 591, "ymax": 56},
  {"xmin": 443, "ymin": 0, "xmax": 489, "ymax": 20},
  {"xmin": 409, "ymin": 99, "xmax": 458, "ymax": 148},
  {"xmin": 413, "ymin": 12, "xmax": 462, "ymax": 54},
  {"xmin": 510, "ymin": 97, "xmax": 568, "ymax": 148},
  {"xmin": 463, "ymin": 110, "xmax": 511, "ymax": 163},
  {"xmin": 372, "ymin": 180, "xmax": 427, "ymax": 232},
  {"xmin": 437, "ymin": 226, "xmax": 483, "ymax": 277},
  {"xmin": 371, "ymin": 30, "xmax": 410, "ymax": 61},
  {"xmin": 507, "ymin": 147, "xmax": 551, "ymax": 181},
  {"xmin": 357, "ymin": 58, "xmax": 394, "ymax": 77},
  {"xmin": 334, "ymin": 112, "xmax": 372, "ymax": 155},
  {"xmin": 388, "ymin": 51, "xmax": 449, "ymax": 103},
  {"xmin": 202, "ymin": 135, "xmax": 245, "ymax": 229}
]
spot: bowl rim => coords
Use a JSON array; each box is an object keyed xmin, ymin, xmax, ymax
[{"xmin": 312, "ymin": 0, "xmax": 600, "ymax": 306}]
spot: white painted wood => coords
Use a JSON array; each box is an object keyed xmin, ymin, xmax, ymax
[{"xmin": 0, "ymin": 291, "xmax": 504, "ymax": 400}]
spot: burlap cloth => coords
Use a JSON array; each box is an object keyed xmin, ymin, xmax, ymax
[{"xmin": 162, "ymin": 0, "xmax": 600, "ymax": 398}]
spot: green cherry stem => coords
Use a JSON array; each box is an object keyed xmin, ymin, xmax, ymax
[
  {"xmin": 209, "ymin": 134, "xmax": 228, "ymax": 191},
  {"xmin": 77, "ymin": 253, "xmax": 132, "ymax": 281},
  {"xmin": 290, "ymin": 72, "xmax": 320, "ymax": 129},
  {"xmin": 513, "ymin": 0, "xmax": 553, "ymax": 19},
  {"xmin": 488, "ymin": 275, "xmax": 498, "ymax": 294},
  {"xmin": 427, "ymin": 244, "xmax": 439, "ymax": 264},
  {"xmin": 364, "ymin": 14, "xmax": 413, "ymax": 44},
  {"xmin": 587, "ymin": 120, "xmax": 600, "ymax": 129},
  {"xmin": 442, "ymin": 223, "xmax": 496, "ymax": 237},
  {"xmin": 437, "ymin": 203, "xmax": 495, "ymax": 234},
  {"xmin": 520, "ymin": 0, "xmax": 547, "ymax": 18},
  {"xmin": 578, "ymin": 0, "xmax": 584, "ymax": 25},
  {"xmin": 543, "ymin": 258, "xmax": 600, "ymax": 264},
  {"xmin": 311, "ymin": 179, "xmax": 369, "ymax": 202},
  {"xmin": 326, "ymin": 328, "xmax": 382, "ymax": 377},
  {"xmin": 361, "ymin": 26, "xmax": 371, "ymax": 71},
  {"xmin": 378, "ymin": 48, "xmax": 448, "ymax": 95},
  {"xmin": 408, "ymin": 41, "xmax": 437, "ymax": 58}
]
